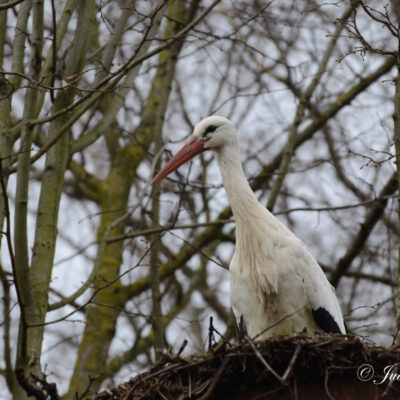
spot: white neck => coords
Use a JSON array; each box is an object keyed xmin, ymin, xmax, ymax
[
  {"xmin": 216, "ymin": 139, "xmax": 281, "ymax": 295},
  {"xmin": 216, "ymin": 143, "xmax": 263, "ymax": 227}
]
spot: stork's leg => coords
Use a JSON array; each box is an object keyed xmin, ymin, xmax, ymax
[{"xmin": 238, "ymin": 315, "xmax": 248, "ymax": 341}]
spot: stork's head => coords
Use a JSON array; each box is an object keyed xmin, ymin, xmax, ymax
[{"xmin": 151, "ymin": 116, "xmax": 237, "ymax": 185}]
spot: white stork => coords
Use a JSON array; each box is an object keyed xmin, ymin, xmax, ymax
[{"xmin": 151, "ymin": 116, "xmax": 346, "ymax": 339}]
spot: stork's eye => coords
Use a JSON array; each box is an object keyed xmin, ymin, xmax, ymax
[{"xmin": 203, "ymin": 125, "xmax": 217, "ymax": 137}]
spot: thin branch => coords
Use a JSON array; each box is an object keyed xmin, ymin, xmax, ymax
[
  {"xmin": 252, "ymin": 57, "xmax": 396, "ymax": 191},
  {"xmin": 267, "ymin": 2, "xmax": 356, "ymax": 211},
  {"xmin": 0, "ymin": 161, "xmax": 19, "ymax": 306},
  {"xmin": 107, "ymin": 219, "xmax": 234, "ymax": 244},
  {"xmin": 49, "ymin": 0, "xmax": 57, "ymax": 103},
  {"xmin": 7, "ymin": 0, "xmax": 223, "ymax": 172},
  {"xmin": 0, "ymin": 164, "xmax": 13, "ymax": 390},
  {"xmin": 0, "ymin": 0, "xmax": 26, "ymax": 11},
  {"xmin": 330, "ymin": 172, "xmax": 398, "ymax": 287},
  {"xmin": 323, "ymin": 265, "xmax": 396, "ymax": 287}
]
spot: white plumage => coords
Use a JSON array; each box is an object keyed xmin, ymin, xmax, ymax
[{"xmin": 152, "ymin": 116, "xmax": 346, "ymax": 339}]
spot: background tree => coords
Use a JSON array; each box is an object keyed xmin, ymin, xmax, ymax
[{"xmin": 0, "ymin": 0, "xmax": 399, "ymax": 398}]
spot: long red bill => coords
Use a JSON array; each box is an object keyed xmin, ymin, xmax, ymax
[{"xmin": 151, "ymin": 137, "xmax": 207, "ymax": 185}]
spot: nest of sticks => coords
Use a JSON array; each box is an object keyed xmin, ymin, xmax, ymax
[{"xmin": 91, "ymin": 333, "xmax": 400, "ymax": 400}]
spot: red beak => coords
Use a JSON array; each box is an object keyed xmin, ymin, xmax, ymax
[{"xmin": 151, "ymin": 137, "xmax": 207, "ymax": 185}]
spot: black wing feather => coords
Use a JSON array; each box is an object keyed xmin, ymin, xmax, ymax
[{"xmin": 312, "ymin": 307, "xmax": 342, "ymax": 333}]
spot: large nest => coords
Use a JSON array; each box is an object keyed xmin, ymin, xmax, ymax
[{"xmin": 91, "ymin": 333, "xmax": 400, "ymax": 400}]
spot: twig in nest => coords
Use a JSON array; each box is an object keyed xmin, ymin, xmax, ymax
[
  {"xmin": 15, "ymin": 367, "xmax": 59, "ymax": 400},
  {"xmin": 324, "ymin": 368, "xmax": 335, "ymax": 400},
  {"xmin": 207, "ymin": 316, "xmax": 226, "ymax": 350},
  {"xmin": 245, "ymin": 336, "xmax": 287, "ymax": 386},
  {"xmin": 281, "ymin": 344, "xmax": 301, "ymax": 382},
  {"xmin": 208, "ymin": 316, "xmax": 214, "ymax": 351},
  {"xmin": 198, "ymin": 358, "xmax": 230, "ymax": 400}
]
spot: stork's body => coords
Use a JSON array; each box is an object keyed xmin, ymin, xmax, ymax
[{"xmin": 152, "ymin": 116, "xmax": 345, "ymax": 338}]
